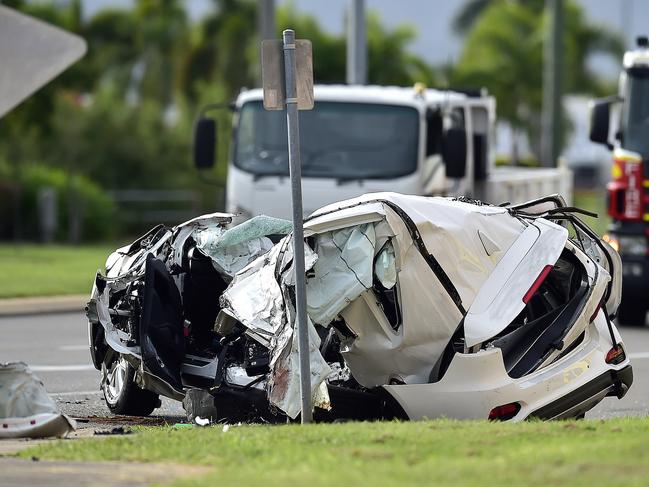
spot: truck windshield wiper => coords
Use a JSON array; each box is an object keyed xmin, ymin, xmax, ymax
[
  {"xmin": 253, "ymin": 173, "xmax": 288, "ymax": 182},
  {"xmin": 336, "ymin": 177, "xmax": 365, "ymax": 186}
]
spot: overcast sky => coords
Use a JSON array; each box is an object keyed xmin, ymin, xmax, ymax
[{"xmin": 82, "ymin": 0, "xmax": 645, "ymax": 76}]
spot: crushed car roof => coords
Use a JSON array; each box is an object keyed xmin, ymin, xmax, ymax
[{"xmin": 306, "ymin": 192, "xmax": 527, "ymax": 307}]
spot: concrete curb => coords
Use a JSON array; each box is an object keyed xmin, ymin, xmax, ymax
[{"xmin": 0, "ymin": 295, "xmax": 87, "ymax": 317}]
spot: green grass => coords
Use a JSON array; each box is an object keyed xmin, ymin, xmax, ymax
[
  {"xmin": 19, "ymin": 418, "xmax": 649, "ymax": 487},
  {"xmin": 0, "ymin": 244, "xmax": 114, "ymax": 298},
  {"xmin": 573, "ymin": 189, "xmax": 609, "ymax": 237}
]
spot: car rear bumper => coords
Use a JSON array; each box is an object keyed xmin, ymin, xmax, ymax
[
  {"xmin": 381, "ymin": 314, "xmax": 630, "ymax": 421},
  {"xmin": 529, "ymin": 364, "xmax": 632, "ymax": 420}
]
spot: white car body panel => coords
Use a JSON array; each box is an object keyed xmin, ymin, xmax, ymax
[
  {"xmin": 464, "ymin": 219, "xmax": 568, "ymax": 348},
  {"xmin": 337, "ymin": 207, "xmax": 463, "ymax": 387},
  {"xmin": 383, "ymin": 312, "xmax": 624, "ymax": 420},
  {"xmin": 304, "ymin": 202, "xmax": 386, "ymax": 236}
]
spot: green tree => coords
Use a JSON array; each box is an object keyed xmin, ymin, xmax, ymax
[
  {"xmin": 453, "ymin": 2, "xmax": 542, "ymax": 160},
  {"xmin": 453, "ymin": 0, "xmax": 544, "ymax": 34},
  {"xmin": 276, "ymin": 7, "xmax": 346, "ymax": 83},
  {"xmin": 46, "ymin": 89, "xmax": 192, "ymax": 191},
  {"xmin": 76, "ymin": 7, "xmax": 143, "ymax": 107},
  {"xmin": 276, "ymin": 7, "xmax": 436, "ymax": 86},
  {"xmin": 133, "ymin": 0, "xmax": 190, "ymax": 106},
  {"xmin": 179, "ymin": 0, "xmax": 257, "ymax": 101},
  {"xmin": 452, "ymin": 0, "xmax": 624, "ymax": 159}
]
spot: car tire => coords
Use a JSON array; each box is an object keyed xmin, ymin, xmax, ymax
[
  {"xmin": 102, "ymin": 354, "xmax": 161, "ymax": 416},
  {"xmin": 617, "ymin": 300, "xmax": 647, "ymax": 327}
]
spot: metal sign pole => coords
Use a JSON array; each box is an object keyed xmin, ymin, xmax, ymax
[{"xmin": 282, "ymin": 29, "xmax": 313, "ymax": 423}]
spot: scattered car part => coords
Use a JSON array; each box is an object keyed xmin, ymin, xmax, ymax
[{"xmin": 0, "ymin": 362, "xmax": 76, "ymax": 438}]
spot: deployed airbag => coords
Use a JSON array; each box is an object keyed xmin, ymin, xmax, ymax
[{"xmin": 306, "ymin": 223, "xmax": 376, "ymax": 325}]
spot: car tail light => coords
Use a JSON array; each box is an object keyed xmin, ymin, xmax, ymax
[
  {"xmin": 605, "ymin": 344, "xmax": 626, "ymax": 365},
  {"xmin": 488, "ymin": 402, "xmax": 521, "ymax": 421},
  {"xmin": 522, "ymin": 265, "xmax": 553, "ymax": 304}
]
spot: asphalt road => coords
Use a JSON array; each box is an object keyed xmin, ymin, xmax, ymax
[
  {"xmin": 0, "ymin": 311, "xmax": 184, "ymax": 425},
  {"xmin": 1, "ymin": 311, "xmax": 648, "ymax": 422}
]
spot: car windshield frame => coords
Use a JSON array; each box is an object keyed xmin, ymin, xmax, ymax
[
  {"xmin": 232, "ymin": 100, "xmax": 420, "ymax": 180},
  {"xmin": 621, "ymin": 66, "xmax": 649, "ymax": 156}
]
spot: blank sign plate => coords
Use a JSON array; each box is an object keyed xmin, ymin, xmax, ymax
[{"xmin": 261, "ymin": 39, "xmax": 314, "ymax": 111}]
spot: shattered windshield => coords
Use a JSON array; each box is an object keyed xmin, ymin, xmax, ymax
[
  {"xmin": 622, "ymin": 67, "xmax": 649, "ymax": 156},
  {"xmin": 233, "ymin": 100, "xmax": 420, "ymax": 180}
]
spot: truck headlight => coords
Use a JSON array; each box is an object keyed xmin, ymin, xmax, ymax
[{"xmin": 607, "ymin": 235, "xmax": 646, "ymax": 256}]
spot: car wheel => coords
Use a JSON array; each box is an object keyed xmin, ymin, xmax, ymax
[
  {"xmin": 102, "ymin": 354, "xmax": 161, "ymax": 416},
  {"xmin": 616, "ymin": 300, "xmax": 647, "ymax": 327}
]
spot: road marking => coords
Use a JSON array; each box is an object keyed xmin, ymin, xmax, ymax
[
  {"xmin": 628, "ymin": 352, "xmax": 649, "ymax": 360},
  {"xmin": 30, "ymin": 364, "xmax": 96, "ymax": 372},
  {"xmin": 50, "ymin": 390, "xmax": 101, "ymax": 397},
  {"xmin": 59, "ymin": 344, "xmax": 89, "ymax": 351}
]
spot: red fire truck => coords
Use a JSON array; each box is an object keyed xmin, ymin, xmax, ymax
[{"xmin": 590, "ymin": 36, "xmax": 649, "ymax": 325}]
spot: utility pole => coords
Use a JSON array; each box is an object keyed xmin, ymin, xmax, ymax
[
  {"xmin": 541, "ymin": 0, "xmax": 563, "ymax": 167},
  {"xmin": 620, "ymin": 0, "xmax": 633, "ymax": 49},
  {"xmin": 257, "ymin": 0, "xmax": 275, "ymax": 86},
  {"xmin": 346, "ymin": 0, "xmax": 367, "ymax": 85},
  {"xmin": 258, "ymin": 0, "xmax": 275, "ymax": 41}
]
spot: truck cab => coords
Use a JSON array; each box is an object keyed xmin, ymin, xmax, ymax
[
  {"xmin": 195, "ymin": 84, "xmax": 571, "ymax": 221},
  {"xmin": 225, "ymin": 85, "xmax": 489, "ymax": 219},
  {"xmin": 589, "ymin": 36, "xmax": 649, "ymax": 325}
]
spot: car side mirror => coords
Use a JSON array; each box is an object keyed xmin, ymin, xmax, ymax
[
  {"xmin": 442, "ymin": 127, "xmax": 467, "ymax": 179},
  {"xmin": 193, "ymin": 117, "xmax": 217, "ymax": 169},
  {"xmin": 589, "ymin": 99, "xmax": 612, "ymax": 149}
]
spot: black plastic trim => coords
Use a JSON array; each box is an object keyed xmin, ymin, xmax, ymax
[{"xmin": 529, "ymin": 364, "xmax": 633, "ymax": 420}]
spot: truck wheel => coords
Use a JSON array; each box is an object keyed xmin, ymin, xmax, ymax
[
  {"xmin": 617, "ymin": 300, "xmax": 647, "ymax": 327},
  {"xmin": 102, "ymin": 355, "xmax": 161, "ymax": 416}
]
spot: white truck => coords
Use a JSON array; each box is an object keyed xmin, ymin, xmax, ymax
[{"xmin": 194, "ymin": 84, "xmax": 572, "ymax": 219}]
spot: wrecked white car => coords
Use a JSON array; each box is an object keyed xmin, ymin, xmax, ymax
[{"xmin": 86, "ymin": 192, "xmax": 632, "ymax": 422}]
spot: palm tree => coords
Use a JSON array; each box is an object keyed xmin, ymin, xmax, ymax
[
  {"xmin": 453, "ymin": 0, "xmax": 545, "ymax": 34},
  {"xmin": 451, "ymin": 0, "xmax": 624, "ymax": 160},
  {"xmin": 178, "ymin": 0, "xmax": 257, "ymax": 102}
]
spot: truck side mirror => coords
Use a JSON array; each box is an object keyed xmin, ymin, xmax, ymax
[
  {"xmin": 442, "ymin": 127, "xmax": 467, "ymax": 179},
  {"xmin": 589, "ymin": 100, "xmax": 612, "ymax": 149},
  {"xmin": 193, "ymin": 117, "xmax": 217, "ymax": 169},
  {"xmin": 425, "ymin": 108, "xmax": 443, "ymax": 156}
]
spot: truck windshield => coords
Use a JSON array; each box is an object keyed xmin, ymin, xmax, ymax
[
  {"xmin": 233, "ymin": 101, "xmax": 419, "ymax": 179},
  {"xmin": 622, "ymin": 67, "xmax": 649, "ymax": 156}
]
